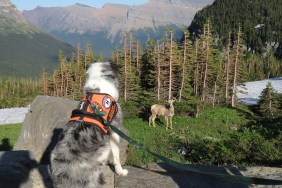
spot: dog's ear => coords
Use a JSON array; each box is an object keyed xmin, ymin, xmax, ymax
[{"xmin": 109, "ymin": 62, "xmax": 119, "ymax": 74}]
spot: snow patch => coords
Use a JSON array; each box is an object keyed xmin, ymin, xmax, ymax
[
  {"xmin": 237, "ymin": 77, "xmax": 282, "ymax": 105},
  {"xmin": 0, "ymin": 107, "xmax": 29, "ymax": 125}
]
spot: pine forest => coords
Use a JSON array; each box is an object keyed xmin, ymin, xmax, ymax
[{"xmin": 39, "ymin": 20, "xmax": 282, "ymax": 117}]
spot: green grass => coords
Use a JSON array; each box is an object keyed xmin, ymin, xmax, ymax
[
  {"xmin": 0, "ymin": 123, "xmax": 22, "ymax": 151},
  {"xmin": 124, "ymin": 107, "xmax": 281, "ymax": 167},
  {"xmin": 124, "ymin": 113, "xmax": 235, "ymax": 166}
]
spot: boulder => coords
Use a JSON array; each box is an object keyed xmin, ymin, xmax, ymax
[{"xmin": 14, "ymin": 95, "xmax": 78, "ymax": 164}]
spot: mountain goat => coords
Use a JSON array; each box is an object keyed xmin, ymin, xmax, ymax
[{"xmin": 149, "ymin": 98, "xmax": 176, "ymax": 130}]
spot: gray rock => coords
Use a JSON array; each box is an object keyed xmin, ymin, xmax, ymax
[
  {"xmin": 115, "ymin": 163, "xmax": 250, "ymax": 188},
  {"xmin": 240, "ymin": 167, "xmax": 282, "ymax": 188},
  {"xmin": 14, "ymin": 95, "xmax": 78, "ymax": 164}
]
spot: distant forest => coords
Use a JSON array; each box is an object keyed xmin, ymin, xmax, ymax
[
  {"xmin": 40, "ymin": 19, "xmax": 282, "ymax": 116},
  {"xmin": 188, "ymin": 0, "xmax": 282, "ymax": 58}
]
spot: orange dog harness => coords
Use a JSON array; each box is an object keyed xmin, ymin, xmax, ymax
[{"xmin": 70, "ymin": 92, "xmax": 118, "ymax": 134}]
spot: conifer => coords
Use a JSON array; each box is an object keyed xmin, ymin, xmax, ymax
[{"xmin": 259, "ymin": 82, "xmax": 280, "ymax": 119}]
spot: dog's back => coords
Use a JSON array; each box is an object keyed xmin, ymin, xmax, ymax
[{"xmin": 51, "ymin": 121, "xmax": 110, "ymax": 188}]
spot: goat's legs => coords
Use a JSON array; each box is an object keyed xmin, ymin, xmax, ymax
[
  {"xmin": 169, "ymin": 117, "xmax": 173, "ymax": 129},
  {"xmin": 149, "ymin": 116, "xmax": 152, "ymax": 126},
  {"xmin": 149, "ymin": 114, "xmax": 157, "ymax": 127},
  {"xmin": 152, "ymin": 115, "xmax": 157, "ymax": 127},
  {"xmin": 165, "ymin": 116, "xmax": 169, "ymax": 130}
]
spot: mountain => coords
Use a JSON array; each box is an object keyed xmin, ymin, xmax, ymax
[
  {"xmin": 0, "ymin": 0, "xmax": 75, "ymax": 78},
  {"xmin": 22, "ymin": 0, "xmax": 214, "ymax": 56},
  {"xmin": 187, "ymin": 0, "xmax": 282, "ymax": 58}
]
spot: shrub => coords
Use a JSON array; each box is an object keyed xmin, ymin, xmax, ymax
[{"xmin": 184, "ymin": 128, "xmax": 281, "ymax": 166}]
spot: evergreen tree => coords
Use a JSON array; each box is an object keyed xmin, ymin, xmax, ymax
[
  {"xmin": 140, "ymin": 38, "xmax": 157, "ymax": 98},
  {"xmin": 259, "ymin": 82, "xmax": 280, "ymax": 119}
]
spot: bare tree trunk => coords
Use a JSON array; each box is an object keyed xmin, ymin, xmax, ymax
[
  {"xmin": 169, "ymin": 30, "xmax": 173, "ymax": 100},
  {"xmin": 157, "ymin": 41, "xmax": 161, "ymax": 100},
  {"xmin": 179, "ymin": 32, "xmax": 188, "ymax": 101},
  {"xmin": 123, "ymin": 32, "xmax": 128, "ymax": 101},
  {"xmin": 76, "ymin": 43, "xmax": 82, "ymax": 91},
  {"xmin": 194, "ymin": 40, "xmax": 199, "ymax": 96},
  {"xmin": 66, "ymin": 73, "xmax": 69, "ymax": 96},
  {"xmin": 231, "ymin": 27, "xmax": 242, "ymax": 107},
  {"xmin": 225, "ymin": 33, "xmax": 231, "ymax": 104},
  {"xmin": 136, "ymin": 41, "xmax": 139, "ymax": 75},
  {"xmin": 42, "ymin": 71, "xmax": 48, "ymax": 95},
  {"xmin": 53, "ymin": 74, "xmax": 58, "ymax": 97},
  {"xmin": 212, "ymin": 76, "xmax": 218, "ymax": 107},
  {"xmin": 129, "ymin": 31, "xmax": 133, "ymax": 69},
  {"xmin": 202, "ymin": 22, "xmax": 210, "ymax": 102}
]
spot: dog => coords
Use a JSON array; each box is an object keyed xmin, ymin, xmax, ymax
[{"xmin": 50, "ymin": 62, "xmax": 128, "ymax": 188}]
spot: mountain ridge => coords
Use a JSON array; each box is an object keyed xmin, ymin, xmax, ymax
[
  {"xmin": 22, "ymin": 0, "xmax": 214, "ymax": 56},
  {"xmin": 0, "ymin": 0, "xmax": 75, "ymax": 78}
]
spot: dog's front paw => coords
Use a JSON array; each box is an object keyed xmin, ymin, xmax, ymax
[
  {"xmin": 114, "ymin": 163, "xmax": 128, "ymax": 176},
  {"xmin": 117, "ymin": 169, "xmax": 128, "ymax": 176}
]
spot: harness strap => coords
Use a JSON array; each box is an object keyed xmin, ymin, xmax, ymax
[{"xmin": 70, "ymin": 116, "xmax": 109, "ymax": 133}]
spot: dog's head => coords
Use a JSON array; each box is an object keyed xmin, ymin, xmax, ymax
[{"xmin": 83, "ymin": 62, "xmax": 119, "ymax": 101}]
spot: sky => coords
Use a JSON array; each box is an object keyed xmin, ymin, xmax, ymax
[{"xmin": 11, "ymin": 0, "xmax": 149, "ymax": 11}]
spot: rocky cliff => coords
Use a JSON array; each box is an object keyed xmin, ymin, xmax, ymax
[
  {"xmin": 22, "ymin": 0, "xmax": 214, "ymax": 56},
  {"xmin": 0, "ymin": 0, "xmax": 39, "ymax": 34},
  {"xmin": 23, "ymin": 0, "xmax": 213, "ymax": 38}
]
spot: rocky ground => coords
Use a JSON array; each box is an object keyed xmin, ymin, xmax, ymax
[{"xmin": 103, "ymin": 163, "xmax": 282, "ymax": 188}]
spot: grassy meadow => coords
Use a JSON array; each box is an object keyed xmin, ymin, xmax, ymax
[{"xmin": 124, "ymin": 107, "xmax": 281, "ymax": 167}]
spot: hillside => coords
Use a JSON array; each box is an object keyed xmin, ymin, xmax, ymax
[
  {"xmin": 0, "ymin": 0, "xmax": 75, "ymax": 78},
  {"xmin": 22, "ymin": 0, "xmax": 214, "ymax": 56},
  {"xmin": 188, "ymin": 0, "xmax": 282, "ymax": 58}
]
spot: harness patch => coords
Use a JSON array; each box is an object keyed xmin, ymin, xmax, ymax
[{"xmin": 103, "ymin": 95, "xmax": 112, "ymax": 109}]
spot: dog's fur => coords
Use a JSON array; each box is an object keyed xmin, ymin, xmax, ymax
[{"xmin": 50, "ymin": 62, "xmax": 128, "ymax": 188}]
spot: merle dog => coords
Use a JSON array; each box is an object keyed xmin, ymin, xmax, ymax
[{"xmin": 50, "ymin": 62, "xmax": 128, "ymax": 188}]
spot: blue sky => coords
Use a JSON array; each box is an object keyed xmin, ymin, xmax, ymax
[{"xmin": 11, "ymin": 0, "xmax": 149, "ymax": 11}]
